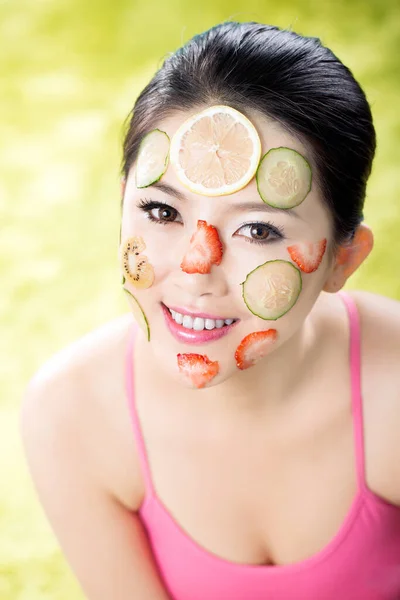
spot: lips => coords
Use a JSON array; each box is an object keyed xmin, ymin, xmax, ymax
[
  {"xmin": 161, "ymin": 304, "xmax": 239, "ymax": 345},
  {"xmin": 167, "ymin": 306, "xmax": 235, "ymax": 321}
]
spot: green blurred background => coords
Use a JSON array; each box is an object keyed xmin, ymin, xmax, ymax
[{"xmin": 1, "ymin": 0, "xmax": 399, "ymax": 598}]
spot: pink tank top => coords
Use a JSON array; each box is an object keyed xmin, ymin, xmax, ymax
[{"xmin": 125, "ymin": 292, "xmax": 400, "ymax": 599}]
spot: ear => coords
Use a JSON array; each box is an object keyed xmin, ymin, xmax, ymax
[
  {"xmin": 323, "ymin": 223, "xmax": 374, "ymax": 293},
  {"xmin": 119, "ymin": 178, "xmax": 126, "ymax": 245},
  {"xmin": 120, "ymin": 176, "xmax": 126, "ymax": 199}
]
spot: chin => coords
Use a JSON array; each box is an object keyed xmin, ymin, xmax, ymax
[{"xmin": 151, "ymin": 339, "xmax": 237, "ymax": 390}]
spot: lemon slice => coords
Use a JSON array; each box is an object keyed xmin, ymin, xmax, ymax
[{"xmin": 170, "ymin": 105, "xmax": 262, "ymax": 196}]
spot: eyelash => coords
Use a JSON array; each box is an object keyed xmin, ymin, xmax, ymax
[
  {"xmin": 137, "ymin": 198, "xmax": 285, "ymax": 245},
  {"xmin": 138, "ymin": 198, "xmax": 182, "ymax": 226}
]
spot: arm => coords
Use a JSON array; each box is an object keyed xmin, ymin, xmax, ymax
[{"xmin": 20, "ymin": 374, "xmax": 172, "ymax": 600}]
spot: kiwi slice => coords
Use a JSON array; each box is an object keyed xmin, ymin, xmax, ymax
[
  {"xmin": 135, "ymin": 129, "xmax": 170, "ymax": 188},
  {"xmin": 121, "ymin": 236, "xmax": 155, "ymax": 289},
  {"xmin": 241, "ymin": 260, "xmax": 302, "ymax": 320},
  {"xmin": 256, "ymin": 147, "xmax": 312, "ymax": 209},
  {"xmin": 123, "ymin": 288, "xmax": 150, "ymax": 341}
]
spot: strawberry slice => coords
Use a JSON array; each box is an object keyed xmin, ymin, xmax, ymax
[
  {"xmin": 180, "ymin": 220, "xmax": 223, "ymax": 274},
  {"xmin": 177, "ymin": 353, "xmax": 220, "ymax": 388},
  {"xmin": 287, "ymin": 238, "xmax": 327, "ymax": 273},
  {"xmin": 235, "ymin": 330, "xmax": 278, "ymax": 370}
]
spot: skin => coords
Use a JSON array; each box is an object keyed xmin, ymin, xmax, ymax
[
  {"xmin": 120, "ymin": 109, "xmax": 371, "ymax": 393},
  {"xmin": 21, "ymin": 108, "xmax": 400, "ymax": 599},
  {"xmin": 335, "ymin": 225, "xmax": 373, "ymax": 277},
  {"xmin": 122, "ymin": 287, "xmax": 150, "ymax": 340}
]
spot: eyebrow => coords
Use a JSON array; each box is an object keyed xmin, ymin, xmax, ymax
[{"xmin": 151, "ymin": 181, "xmax": 302, "ymax": 219}]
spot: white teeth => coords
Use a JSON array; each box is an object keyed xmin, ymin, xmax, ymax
[
  {"xmin": 182, "ymin": 315, "xmax": 194, "ymax": 329},
  {"xmin": 193, "ymin": 317, "xmax": 205, "ymax": 331},
  {"xmin": 168, "ymin": 308, "xmax": 236, "ymax": 331},
  {"xmin": 174, "ymin": 312, "xmax": 183, "ymax": 325}
]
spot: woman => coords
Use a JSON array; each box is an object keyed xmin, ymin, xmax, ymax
[{"xmin": 21, "ymin": 21, "xmax": 400, "ymax": 600}]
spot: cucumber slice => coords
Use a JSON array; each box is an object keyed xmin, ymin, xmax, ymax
[
  {"xmin": 256, "ymin": 147, "xmax": 312, "ymax": 209},
  {"xmin": 123, "ymin": 288, "xmax": 150, "ymax": 340},
  {"xmin": 241, "ymin": 260, "xmax": 302, "ymax": 320},
  {"xmin": 135, "ymin": 129, "xmax": 170, "ymax": 189}
]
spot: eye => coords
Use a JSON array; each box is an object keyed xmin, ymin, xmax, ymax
[
  {"xmin": 138, "ymin": 199, "xmax": 183, "ymax": 225},
  {"xmin": 234, "ymin": 222, "xmax": 285, "ymax": 245}
]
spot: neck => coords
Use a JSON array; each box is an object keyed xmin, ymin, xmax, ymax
[{"xmin": 199, "ymin": 315, "xmax": 317, "ymax": 419}]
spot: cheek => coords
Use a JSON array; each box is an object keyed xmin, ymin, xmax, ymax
[
  {"xmin": 234, "ymin": 329, "xmax": 278, "ymax": 370},
  {"xmin": 241, "ymin": 259, "xmax": 302, "ymax": 321},
  {"xmin": 238, "ymin": 235, "xmax": 328, "ymax": 322},
  {"xmin": 120, "ymin": 209, "xmax": 182, "ymax": 282},
  {"xmin": 120, "ymin": 235, "xmax": 154, "ymax": 340},
  {"xmin": 286, "ymin": 238, "xmax": 327, "ymax": 273},
  {"xmin": 120, "ymin": 236, "xmax": 155, "ymax": 290},
  {"xmin": 122, "ymin": 288, "xmax": 150, "ymax": 341}
]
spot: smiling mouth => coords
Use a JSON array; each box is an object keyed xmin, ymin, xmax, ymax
[
  {"xmin": 166, "ymin": 306, "xmax": 238, "ymax": 331},
  {"xmin": 161, "ymin": 303, "xmax": 239, "ymax": 344}
]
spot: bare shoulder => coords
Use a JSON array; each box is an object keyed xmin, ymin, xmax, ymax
[
  {"xmin": 25, "ymin": 312, "xmax": 133, "ymax": 390},
  {"xmin": 348, "ymin": 290, "xmax": 400, "ymax": 373},
  {"xmin": 20, "ymin": 315, "xmax": 173, "ymax": 600},
  {"xmin": 347, "ymin": 290, "xmax": 400, "ymax": 505},
  {"xmin": 20, "ymin": 312, "xmax": 144, "ymax": 510}
]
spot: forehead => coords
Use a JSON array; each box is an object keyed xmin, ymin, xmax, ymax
[
  {"xmin": 130, "ymin": 107, "xmax": 329, "ymax": 227},
  {"xmin": 158, "ymin": 108, "xmax": 314, "ymax": 165}
]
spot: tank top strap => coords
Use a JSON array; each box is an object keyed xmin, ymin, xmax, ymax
[
  {"xmin": 125, "ymin": 325, "xmax": 155, "ymax": 499},
  {"xmin": 338, "ymin": 291, "xmax": 366, "ymax": 491}
]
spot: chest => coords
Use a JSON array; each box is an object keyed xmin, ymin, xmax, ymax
[
  {"xmin": 138, "ymin": 383, "xmax": 362, "ymax": 567},
  {"xmin": 111, "ymin": 312, "xmax": 395, "ymax": 569}
]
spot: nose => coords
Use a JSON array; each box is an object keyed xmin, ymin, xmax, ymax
[
  {"xmin": 172, "ymin": 267, "xmax": 229, "ymax": 299},
  {"xmin": 172, "ymin": 219, "xmax": 228, "ymax": 299}
]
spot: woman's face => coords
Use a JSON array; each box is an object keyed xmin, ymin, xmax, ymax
[{"xmin": 120, "ymin": 110, "xmax": 334, "ymax": 389}]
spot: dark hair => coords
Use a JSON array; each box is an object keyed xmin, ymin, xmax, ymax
[{"xmin": 122, "ymin": 21, "xmax": 376, "ymax": 250}]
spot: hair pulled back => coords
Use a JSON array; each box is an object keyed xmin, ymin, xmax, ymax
[{"xmin": 122, "ymin": 21, "xmax": 376, "ymax": 248}]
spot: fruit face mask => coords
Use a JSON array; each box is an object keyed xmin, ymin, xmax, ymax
[
  {"xmin": 119, "ymin": 108, "xmax": 335, "ymax": 391},
  {"xmin": 134, "ymin": 105, "xmax": 314, "ymax": 215},
  {"xmin": 235, "ymin": 329, "xmax": 278, "ymax": 370},
  {"xmin": 120, "ymin": 236, "xmax": 155, "ymax": 289},
  {"xmin": 181, "ymin": 220, "xmax": 223, "ymax": 274},
  {"xmin": 170, "ymin": 105, "xmax": 262, "ymax": 196},
  {"xmin": 177, "ymin": 353, "xmax": 220, "ymax": 388},
  {"xmin": 287, "ymin": 238, "xmax": 327, "ymax": 273},
  {"xmin": 123, "ymin": 287, "xmax": 150, "ymax": 341},
  {"xmin": 135, "ymin": 129, "xmax": 170, "ymax": 189},
  {"xmin": 241, "ymin": 260, "xmax": 302, "ymax": 320},
  {"xmin": 256, "ymin": 147, "xmax": 312, "ymax": 209}
]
